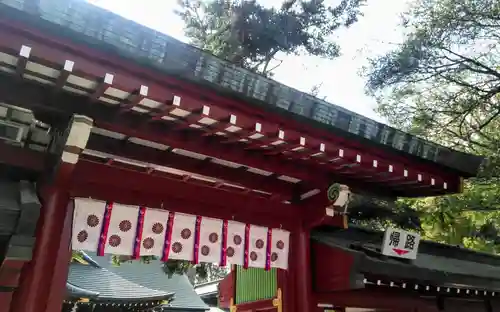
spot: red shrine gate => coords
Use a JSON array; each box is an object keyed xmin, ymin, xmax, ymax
[{"xmin": 0, "ymin": 1, "xmax": 486, "ymax": 312}]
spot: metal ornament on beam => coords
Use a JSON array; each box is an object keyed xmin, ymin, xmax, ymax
[
  {"xmin": 326, "ymin": 183, "xmax": 351, "ymax": 216},
  {"xmin": 303, "ymin": 183, "xmax": 351, "ymax": 229}
]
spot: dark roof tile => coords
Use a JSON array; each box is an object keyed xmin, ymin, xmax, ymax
[
  {"xmin": 86, "ymin": 253, "xmax": 209, "ymax": 310},
  {"xmin": 68, "ymin": 263, "xmax": 173, "ymax": 301}
]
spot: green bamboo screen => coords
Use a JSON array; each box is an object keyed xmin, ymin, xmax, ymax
[{"xmin": 235, "ymin": 266, "xmax": 277, "ymax": 304}]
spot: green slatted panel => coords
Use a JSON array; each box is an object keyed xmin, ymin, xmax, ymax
[{"xmin": 235, "ymin": 266, "xmax": 277, "ymax": 304}]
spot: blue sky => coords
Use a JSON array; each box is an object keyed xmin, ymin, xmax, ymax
[{"xmin": 87, "ymin": 0, "xmax": 410, "ymax": 123}]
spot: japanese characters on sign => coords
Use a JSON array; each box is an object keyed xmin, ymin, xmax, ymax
[{"xmin": 381, "ymin": 227, "xmax": 420, "ymax": 260}]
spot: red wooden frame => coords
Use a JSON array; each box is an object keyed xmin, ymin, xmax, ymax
[
  {"xmin": 71, "ymin": 160, "xmax": 301, "ymax": 230},
  {"xmin": 85, "ymin": 134, "xmax": 295, "ymax": 201},
  {"xmin": 313, "ymin": 289, "xmax": 439, "ymax": 311},
  {"xmin": 0, "ymin": 141, "xmax": 46, "ymax": 172},
  {"xmin": 0, "ymin": 10, "xmax": 483, "ymax": 312}
]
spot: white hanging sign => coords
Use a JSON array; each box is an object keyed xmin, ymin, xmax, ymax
[
  {"xmin": 71, "ymin": 198, "xmax": 290, "ymax": 270},
  {"xmin": 381, "ymin": 227, "xmax": 420, "ymax": 260}
]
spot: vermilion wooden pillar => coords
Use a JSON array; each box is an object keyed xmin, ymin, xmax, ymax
[
  {"xmin": 10, "ymin": 186, "xmax": 70, "ymax": 312},
  {"xmin": 292, "ymin": 228, "xmax": 313, "ymax": 312},
  {"xmin": 9, "ymin": 115, "xmax": 93, "ymax": 312},
  {"xmin": 45, "ymin": 199, "xmax": 75, "ymax": 312},
  {"xmin": 296, "ymin": 193, "xmax": 347, "ymax": 312}
]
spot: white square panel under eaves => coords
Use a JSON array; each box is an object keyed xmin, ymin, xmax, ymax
[
  {"xmin": 91, "ymin": 127, "xmax": 127, "ymax": 140},
  {"xmin": 128, "ymin": 137, "xmax": 169, "ymax": 150},
  {"xmin": 278, "ymin": 175, "xmax": 301, "ymax": 183}
]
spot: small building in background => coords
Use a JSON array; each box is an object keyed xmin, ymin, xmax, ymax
[{"xmin": 64, "ymin": 253, "xmax": 210, "ymax": 312}]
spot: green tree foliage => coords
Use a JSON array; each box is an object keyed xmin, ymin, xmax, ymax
[
  {"xmin": 366, "ymin": 0, "xmax": 500, "ymax": 154},
  {"xmin": 364, "ymin": 0, "xmax": 500, "ymax": 252},
  {"xmin": 176, "ymin": 0, "xmax": 365, "ymax": 76},
  {"xmin": 349, "ymin": 194, "xmax": 422, "ymax": 231}
]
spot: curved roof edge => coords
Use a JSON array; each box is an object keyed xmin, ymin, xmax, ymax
[{"xmin": 66, "ymin": 282, "xmax": 100, "ymax": 299}]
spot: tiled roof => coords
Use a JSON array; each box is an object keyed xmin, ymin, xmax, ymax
[
  {"xmin": 67, "ymin": 262, "xmax": 173, "ymax": 301},
  {"xmin": 66, "ymin": 282, "xmax": 99, "ymax": 299},
  {"xmin": 85, "ymin": 253, "xmax": 209, "ymax": 311}
]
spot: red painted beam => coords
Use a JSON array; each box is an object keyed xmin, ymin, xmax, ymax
[
  {"xmin": 236, "ymin": 299, "xmax": 275, "ymax": 310},
  {"xmin": 71, "ymin": 160, "xmax": 301, "ymax": 230},
  {"xmin": 314, "ymin": 289, "xmax": 439, "ymax": 311},
  {"xmin": 0, "ymin": 75, "xmax": 324, "ymax": 186},
  {"xmin": 312, "ymin": 242, "xmax": 356, "ymax": 292},
  {"xmin": 0, "ymin": 141, "xmax": 46, "ymax": 171},
  {"xmin": 86, "ymin": 134, "xmax": 295, "ymax": 200}
]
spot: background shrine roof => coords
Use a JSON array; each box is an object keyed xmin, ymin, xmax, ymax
[
  {"xmin": 66, "ymin": 282, "xmax": 100, "ymax": 299},
  {"xmin": 0, "ymin": 0, "xmax": 484, "ymax": 177},
  {"xmin": 81, "ymin": 252, "xmax": 210, "ymax": 311},
  {"xmin": 67, "ymin": 262, "xmax": 174, "ymax": 302},
  {"xmin": 312, "ymin": 226, "xmax": 500, "ymax": 291}
]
